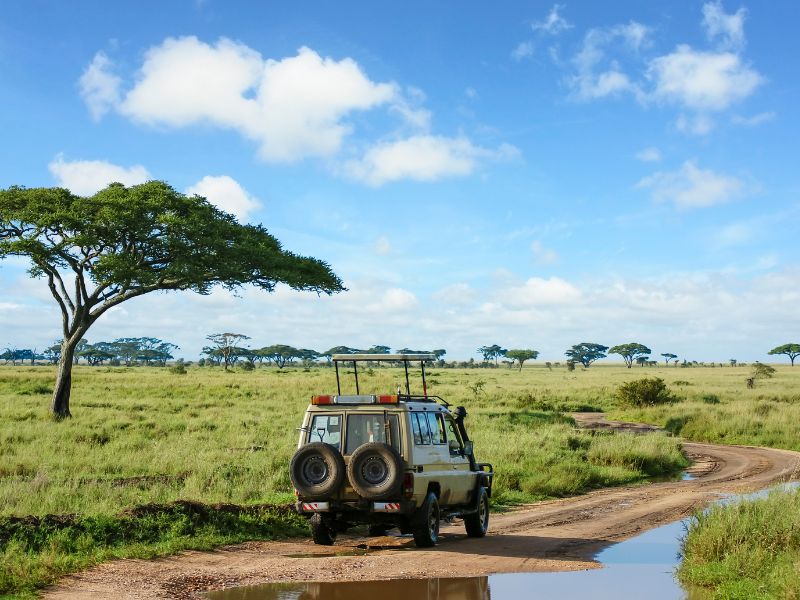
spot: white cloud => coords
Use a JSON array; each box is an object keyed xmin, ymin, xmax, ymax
[
  {"xmin": 531, "ymin": 240, "xmax": 559, "ymax": 264},
  {"xmin": 502, "ymin": 277, "xmax": 580, "ymax": 308},
  {"xmin": 702, "ymin": 1, "xmax": 747, "ymax": 50},
  {"xmin": 373, "ymin": 236, "xmax": 392, "ymax": 255},
  {"xmin": 100, "ymin": 38, "xmax": 396, "ymax": 162},
  {"xmin": 569, "ymin": 22, "xmax": 649, "ymax": 100},
  {"xmin": 79, "ymin": 52, "xmax": 122, "ymax": 121},
  {"xmin": 432, "ymin": 283, "xmax": 478, "ymax": 306},
  {"xmin": 635, "ymin": 147, "xmax": 662, "ymax": 162},
  {"xmin": 532, "ymin": 5, "xmax": 573, "ymax": 35},
  {"xmin": 636, "ymin": 160, "xmax": 744, "ymax": 209},
  {"xmin": 185, "ymin": 175, "xmax": 261, "ymax": 222},
  {"xmin": 647, "ymin": 45, "xmax": 762, "ymax": 111},
  {"xmin": 48, "ymin": 154, "xmax": 151, "ymax": 196},
  {"xmin": 343, "ymin": 135, "xmax": 519, "ymax": 187},
  {"xmin": 511, "ymin": 41, "xmax": 535, "ymax": 61},
  {"xmin": 732, "ymin": 111, "xmax": 775, "ymax": 126}
]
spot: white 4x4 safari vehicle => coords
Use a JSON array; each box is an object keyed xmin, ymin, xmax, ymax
[{"xmin": 290, "ymin": 354, "xmax": 493, "ymax": 548}]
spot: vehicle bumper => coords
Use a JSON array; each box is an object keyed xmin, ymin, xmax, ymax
[{"xmin": 295, "ymin": 499, "xmax": 416, "ymax": 515}]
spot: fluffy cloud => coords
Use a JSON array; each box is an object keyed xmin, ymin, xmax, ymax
[
  {"xmin": 343, "ymin": 135, "xmax": 519, "ymax": 187},
  {"xmin": 115, "ymin": 39, "xmax": 395, "ymax": 162},
  {"xmin": 702, "ymin": 1, "xmax": 747, "ymax": 50},
  {"xmin": 511, "ymin": 41, "xmax": 535, "ymax": 61},
  {"xmin": 732, "ymin": 111, "xmax": 775, "ymax": 126},
  {"xmin": 532, "ymin": 4, "xmax": 573, "ymax": 35},
  {"xmin": 79, "ymin": 52, "xmax": 121, "ymax": 121},
  {"xmin": 48, "ymin": 154, "xmax": 151, "ymax": 195},
  {"xmin": 502, "ymin": 276, "xmax": 580, "ymax": 307},
  {"xmin": 636, "ymin": 160, "xmax": 744, "ymax": 208},
  {"xmin": 185, "ymin": 175, "xmax": 261, "ymax": 222},
  {"xmin": 647, "ymin": 45, "xmax": 762, "ymax": 111}
]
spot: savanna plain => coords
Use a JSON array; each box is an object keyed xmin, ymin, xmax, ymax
[{"xmin": 1, "ymin": 363, "xmax": 799, "ymax": 598}]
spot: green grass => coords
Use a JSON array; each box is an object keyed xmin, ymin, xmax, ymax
[
  {"xmin": 678, "ymin": 487, "xmax": 800, "ymax": 599},
  {"xmin": 1, "ymin": 362, "xmax": 796, "ymax": 596}
]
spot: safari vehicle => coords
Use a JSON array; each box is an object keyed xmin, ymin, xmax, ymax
[{"xmin": 290, "ymin": 353, "xmax": 493, "ymax": 548}]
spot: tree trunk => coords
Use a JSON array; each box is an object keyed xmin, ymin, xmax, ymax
[{"xmin": 51, "ymin": 342, "xmax": 75, "ymax": 418}]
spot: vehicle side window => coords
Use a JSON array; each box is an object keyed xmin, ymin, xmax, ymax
[
  {"xmin": 308, "ymin": 414, "xmax": 341, "ymax": 449},
  {"xmin": 411, "ymin": 412, "xmax": 423, "ymax": 445},
  {"xmin": 413, "ymin": 412, "xmax": 432, "ymax": 445},
  {"xmin": 427, "ymin": 412, "xmax": 446, "ymax": 444},
  {"xmin": 444, "ymin": 417, "xmax": 463, "ymax": 456}
]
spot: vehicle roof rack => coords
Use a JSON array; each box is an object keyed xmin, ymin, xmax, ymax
[{"xmin": 331, "ymin": 353, "xmax": 436, "ymax": 362}]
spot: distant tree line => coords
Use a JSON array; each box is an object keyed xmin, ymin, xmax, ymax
[{"xmin": 1, "ymin": 337, "xmax": 178, "ymax": 367}]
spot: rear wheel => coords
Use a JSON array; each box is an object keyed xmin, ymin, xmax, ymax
[
  {"xmin": 290, "ymin": 442, "xmax": 346, "ymax": 500},
  {"xmin": 346, "ymin": 442, "xmax": 403, "ymax": 500},
  {"xmin": 464, "ymin": 487, "xmax": 489, "ymax": 537},
  {"xmin": 413, "ymin": 492, "xmax": 440, "ymax": 548},
  {"xmin": 309, "ymin": 513, "xmax": 336, "ymax": 545}
]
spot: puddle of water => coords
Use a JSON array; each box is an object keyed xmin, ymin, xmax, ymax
[{"xmin": 207, "ymin": 483, "xmax": 797, "ymax": 600}]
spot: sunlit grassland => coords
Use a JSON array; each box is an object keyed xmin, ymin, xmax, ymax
[{"xmin": 1, "ymin": 362, "xmax": 797, "ymax": 597}]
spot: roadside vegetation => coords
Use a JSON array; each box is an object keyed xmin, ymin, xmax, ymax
[{"xmin": 679, "ymin": 486, "xmax": 800, "ymax": 599}]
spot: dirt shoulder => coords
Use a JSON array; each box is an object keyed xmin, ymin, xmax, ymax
[{"xmin": 45, "ymin": 416, "xmax": 800, "ymax": 599}]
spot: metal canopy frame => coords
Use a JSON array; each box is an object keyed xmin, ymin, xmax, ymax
[{"xmin": 331, "ymin": 353, "xmax": 436, "ymax": 397}]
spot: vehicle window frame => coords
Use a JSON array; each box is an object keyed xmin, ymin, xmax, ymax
[
  {"xmin": 343, "ymin": 412, "xmax": 401, "ymax": 455},
  {"xmin": 427, "ymin": 412, "xmax": 446, "ymax": 445},
  {"xmin": 444, "ymin": 416, "xmax": 464, "ymax": 456},
  {"xmin": 307, "ymin": 413, "xmax": 342, "ymax": 450},
  {"xmin": 413, "ymin": 412, "xmax": 432, "ymax": 445}
]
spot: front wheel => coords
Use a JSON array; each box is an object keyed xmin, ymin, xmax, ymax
[
  {"xmin": 464, "ymin": 486, "xmax": 489, "ymax": 537},
  {"xmin": 413, "ymin": 492, "xmax": 440, "ymax": 548},
  {"xmin": 310, "ymin": 513, "xmax": 336, "ymax": 545}
]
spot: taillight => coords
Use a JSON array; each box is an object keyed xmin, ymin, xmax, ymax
[
  {"xmin": 403, "ymin": 472, "xmax": 414, "ymax": 499},
  {"xmin": 311, "ymin": 395, "xmax": 333, "ymax": 405},
  {"xmin": 377, "ymin": 395, "xmax": 398, "ymax": 404}
]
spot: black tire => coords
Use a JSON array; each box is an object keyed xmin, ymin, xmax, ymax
[
  {"xmin": 290, "ymin": 442, "xmax": 346, "ymax": 500},
  {"xmin": 346, "ymin": 442, "xmax": 403, "ymax": 500},
  {"xmin": 413, "ymin": 492, "xmax": 440, "ymax": 548},
  {"xmin": 309, "ymin": 513, "xmax": 336, "ymax": 545},
  {"xmin": 464, "ymin": 486, "xmax": 490, "ymax": 537}
]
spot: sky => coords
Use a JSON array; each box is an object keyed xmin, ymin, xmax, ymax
[{"xmin": 0, "ymin": 0, "xmax": 798, "ymax": 362}]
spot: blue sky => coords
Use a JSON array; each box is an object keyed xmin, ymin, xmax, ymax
[{"xmin": 1, "ymin": 1, "xmax": 798, "ymax": 362}]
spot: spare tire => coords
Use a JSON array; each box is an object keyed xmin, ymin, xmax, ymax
[
  {"xmin": 347, "ymin": 442, "xmax": 403, "ymax": 500},
  {"xmin": 290, "ymin": 442, "xmax": 345, "ymax": 500}
]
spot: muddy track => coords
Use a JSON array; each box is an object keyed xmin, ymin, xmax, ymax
[{"xmin": 45, "ymin": 415, "xmax": 800, "ymax": 599}]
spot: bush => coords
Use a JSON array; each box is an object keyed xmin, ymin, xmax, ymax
[
  {"xmin": 240, "ymin": 360, "xmax": 255, "ymax": 372},
  {"xmin": 615, "ymin": 377, "xmax": 678, "ymax": 407},
  {"xmin": 169, "ymin": 359, "xmax": 187, "ymax": 375},
  {"xmin": 701, "ymin": 394, "xmax": 720, "ymax": 404}
]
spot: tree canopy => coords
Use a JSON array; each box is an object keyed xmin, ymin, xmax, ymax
[
  {"xmin": 505, "ymin": 349, "xmax": 539, "ymax": 370},
  {"xmin": 768, "ymin": 343, "xmax": 800, "ymax": 366},
  {"xmin": 565, "ymin": 343, "xmax": 608, "ymax": 368},
  {"xmin": 608, "ymin": 343, "xmax": 652, "ymax": 369},
  {"xmin": 0, "ymin": 181, "xmax": 344, "ymax": 417}
]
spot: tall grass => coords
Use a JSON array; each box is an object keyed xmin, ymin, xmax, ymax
[{"xmin": 679, "ymin": 487, "xmax": 800, "ymax": 599}]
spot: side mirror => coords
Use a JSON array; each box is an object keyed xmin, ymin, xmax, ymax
[{"xmin": 464, "ymin": 440, "xmax": 474, "ymax": 456}]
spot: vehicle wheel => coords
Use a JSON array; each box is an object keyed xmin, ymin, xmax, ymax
[
  {"xmin": 310, "ymin": 513, "xmax": 336, "ymax": 545},
  {"xmin": 290, "ymin": 442, "xmax": 346, "ymax": 500},
  {"xmin": 464, "ymin": 486, "xmax": 490, "ymax": 537},
  {"xmin": 346, "ymin": 442, "xmax": 403, "ymax": 500},
  {"xmin": 413, "ymin": 492, "xmax": 440, "ymax": 548},
  {"xmin": 368, "ymin": 524, "xmax": 388, "ymax": 536}
]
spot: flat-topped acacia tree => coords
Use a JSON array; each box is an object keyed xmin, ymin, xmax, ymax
[{"xmin": 0, "ymin": 181, "xmax": 344, "ymax": 418}]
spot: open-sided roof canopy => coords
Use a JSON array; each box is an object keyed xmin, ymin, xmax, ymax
[{"xmin": 331, "ymin": 353, "xmax": 436, "ymax": 362}]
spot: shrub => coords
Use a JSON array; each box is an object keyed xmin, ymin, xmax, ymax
[
  {"xmin": 701, "ymin": 394, "xmax": 720, "ymax": 404},
  {"xmin": 240, "ymin": 361, "xmax": 255, "ymax": 372},
  {"xmin": 169, "ymin": 359, "xmax": 187, "ymax": 375},
  {"xmin": 615, "ymin": 377, "xmax": 678, "ymax": 407}
]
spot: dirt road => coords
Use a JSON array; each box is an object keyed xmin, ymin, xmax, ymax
[{"xmin": 46, "ymin": 415, "xmax": 800, "ymax": 599}]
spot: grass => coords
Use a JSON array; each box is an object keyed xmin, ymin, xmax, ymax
[
  {"xmin": 678, "ymin": 486, "xmax": 800, "ymax": 599},
  {"xmin": 1, "ymin": 362, "xmax": 796, "ymax": 596}
]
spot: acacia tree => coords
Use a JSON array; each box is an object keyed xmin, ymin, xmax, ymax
[
  {"xmin": 206, "ymin": 333, "xmax": 251, "ymax": 371},
  {"xmin": 768, "ymin": 343, "xmax": 800, "ymax": 366},
  {"xmin": 608, "ymin": 343, "xmax": 652, "ymax": 369},
  {"xmin": 477, "ymin": 344, "xmax": 507, "ymax": 365},
  {"xmin": 565, "ymin": 343, "xmax": 608, "ymax": 368},
  {"xmin": 661, "ymin": 353, "xmax": 678, "ymax": 365},
  {"xmin": 505, "ymin": 349, "xmax": 539, "ymax": 371},
  {"xmin": 0, "ymin": 182, "xmax": 343, "ymax": 417}
]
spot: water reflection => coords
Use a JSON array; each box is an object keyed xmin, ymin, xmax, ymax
[{"xmin": 207, "ymin": 576, "xmax": 490, "ymax": 600}]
